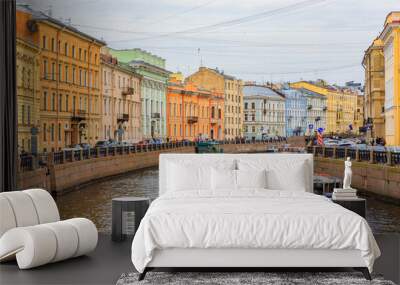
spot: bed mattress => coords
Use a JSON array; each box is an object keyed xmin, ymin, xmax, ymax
[{"xmin": 131, "ymin": 190, "xmax": 380, "ymax": 273}]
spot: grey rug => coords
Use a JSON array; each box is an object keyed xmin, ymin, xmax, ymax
[{"xmin": 116, "ymin": 272, "xmax": 395, "ymax": 285}]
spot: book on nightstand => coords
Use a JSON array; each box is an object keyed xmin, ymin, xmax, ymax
[{"xmin": 332, "ymin": 188, "xmax": 358, "ymax": 200}]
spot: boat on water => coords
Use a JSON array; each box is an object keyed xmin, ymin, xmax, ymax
[{"xmin": 195, "ymin": 141, "xmax": 224, "ymax": 153}]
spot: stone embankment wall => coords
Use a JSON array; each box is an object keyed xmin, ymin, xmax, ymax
[
  {"xmin": 314, "ymin": 157, "xmax": 400, "ymax": 200},
  {"xmin": 16, "ymin": 137, "xmax": 306, "ymax": 194}
]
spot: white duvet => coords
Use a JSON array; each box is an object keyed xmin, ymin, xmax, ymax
[{"xmin": 131, "ymin": 190, "xmax": 380, "ymax": 273}]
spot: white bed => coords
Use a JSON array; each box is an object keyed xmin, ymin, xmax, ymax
[{"xmin": 131, "ymin": 154, "xmax": 380, "ymax": 280}]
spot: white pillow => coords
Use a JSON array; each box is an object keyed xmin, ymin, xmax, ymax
[
  {"xmin": 211, "ymin": 168, "xmax": 237, "ymax": 190},
  {"xmin": 167, "ymin": 162, "xmax": 211, "ymax": 191},
  {"xmin": 266, "ymin": 160, "xmax": 307, "ymax": 191},
  {"xmin": 236, "ymin": 169, "xmax": 267, "ymax": 189}
]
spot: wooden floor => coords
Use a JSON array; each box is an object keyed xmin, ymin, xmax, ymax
[{"xmin": 0, "ymin": 234, "xmax": 399, "ymax": 285}]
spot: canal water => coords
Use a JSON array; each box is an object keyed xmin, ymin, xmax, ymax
[{"xmin": 56, "ymin": 167, "xmax": 400, "ymax": 234}]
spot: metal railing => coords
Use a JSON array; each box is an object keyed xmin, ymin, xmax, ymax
[
  {"xmin": 20, "ymin": 138, "xmax": 290, "ymax": 170},
  {"xmin": 307, "ymin": 146, "xmax": 400, "ymax": 166}
]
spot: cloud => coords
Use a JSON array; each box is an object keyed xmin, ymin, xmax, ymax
[{"xmin": 19, "ymin": 0, "xmax": 400, "ymax": 84}]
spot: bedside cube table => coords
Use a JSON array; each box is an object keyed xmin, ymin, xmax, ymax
[
  {"xmin": 332, "ymin": 197, "xmax": 366, "ymax": 218},
  {"xmin": 112, "ymin": 197, "xmax": 150, "ymax": 242}
]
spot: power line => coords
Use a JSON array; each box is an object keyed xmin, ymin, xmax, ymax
[
  {"xmin": 131, "ymin": 0, "xmax": 331, "ymax": 41},
  {"xmin": 73, "ymin": 0, "xmax": 331, "ymax": 42},
  {"xmin": 235, "ymin": 64, "xmax": 360, "ymax": 76},
  {"xmin": 142, "ymin": 0, "xmax": 215, "ymax": 26}
]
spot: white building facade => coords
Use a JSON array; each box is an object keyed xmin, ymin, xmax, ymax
[
  {"xmin": 243, "ymin": 85, "xmax": 285, "ymax": 140},
  {"xmin": 299, "ymin": 88, "xmax": 327, "ymax": 135}
]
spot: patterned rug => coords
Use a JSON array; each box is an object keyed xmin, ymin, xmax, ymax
[{"xmin": 116, "ymin": 271, "xmax": 395, "ymax": 285}]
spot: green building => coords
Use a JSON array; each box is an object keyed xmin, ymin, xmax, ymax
[{"xmin": 110, "ymin": 48, "xmax": 170, "ymax": 140}]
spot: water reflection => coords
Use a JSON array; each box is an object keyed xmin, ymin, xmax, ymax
[{"xmin": 56, "ymin": 167, "xmax": 400, "ymax": 234}]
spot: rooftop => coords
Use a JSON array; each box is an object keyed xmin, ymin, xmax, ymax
[
  {"xmin": 17, "ymin": 4, "xmax": 106, "ymax": 46},
  {"xmin": 243, "ymin": 85, "xmax": 285, "ymax": 99}
]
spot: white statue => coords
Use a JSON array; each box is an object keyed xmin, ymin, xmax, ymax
[{"xmin": 343, "ymin": 157, "xmax": 352, "ymax": 189}]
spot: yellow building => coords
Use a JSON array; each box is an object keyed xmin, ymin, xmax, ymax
[
  {"xmin": 17, "ymin": 6, "xmax": 106, "ymax": 152},
  {"xmin": 355, "ymin": 94, "xmax": 364, "ymax": 133},
  {"xmin": 16, "ymin": 38, "xmax": 40, "ymax": 154},
  {"xmin": 223, "ymin": 75, "xmax": 244, "ymax": 139},
  {"xmin": 186, "ymin": 67, "xmax": 225, "ymax": 139},
  {"xmin": 379, "ymin": 12, "xmax": 400, "ymax": 145},
  {"xmin": 362, "ymin": 38, "xmax": 385, "ymax": 139},
  {"xmin": 291, "ymin": 80, "xmax": 358, "ymax": 134}
]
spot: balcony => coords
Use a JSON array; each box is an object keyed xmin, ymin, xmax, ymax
[
  {"xmin": 151, "ymin": 112, "xmax": 160, "ymax": 119},
  {"xmin": 187, "ymin": 116, "xmax": 198, "ymax": 124},
  {"xmin": 71, "ymin": 109, "xmax": 87, "ymax": 122},
  {"xmin": 117, "ymin": 113, "xmax": 129, "ymax": 123},
  {"xmin": 122, "ymin": 87, "xmax": 134, "ymax": 96}
]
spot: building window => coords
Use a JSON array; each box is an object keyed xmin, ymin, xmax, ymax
[
  {"xmin": 51, "ymin": 63, "xmax": 55, "ymax": 80},
  {"xmin": 72, "ymin": 45, "xmax": 75, "ymax": 58},
  {"xmin": 79, "ymin": 69, "xmax": 82, "ymax": 86},
  {"xmin": 84, "ymin": 70, "xmax": 87, "ymax": 86},
  {"xmin": 51, "ymin": 38, "xmax": 55, "ymax": 52},
  {"xmin": 43, "ymin": 123, "xmax": 47, "ymax": 141},
  {"xmin": 64, "ymin": 43, "xmax": 68, "ymax": 56},
  {"xmin": 72, "ymin": 67, "xmax": 76, "ymax": 84},
  {"xmin": 79, "ymin": 48, "xmax": 82, "ymax": 60},
  {"xmin": 51, "ymin": 93, "xmax": 56, "ymax": 111},
  {"xmin": 251, "ymin": 102, "xmax": 255, "ymax": 109},
  {"xmin": 65, "ymin": 65, "xmax": 68, "ymax": 82},
  {"xmin": 58, "ymin": 123, "xmax": 62, "ymax": 141},
  {"xmin": 65, "ymin": 95, "xmax": 69, "ymax": 112},
  {"xmin": 42, "ymin": 36, "xmax": 46, "ymax": 49},
  {"xmin": 51, "ymin": 124, "xmax": 55, "ymax": 142},
  {"xmin": 59, "ymin": 94, "xmax": 62, "ymax": 112},
  {"xmin": 252, "ymin": 126, "xmax": 255, "ymax": 132},
  {"xmin": 21, "ymin": 105, "xmax": 25, "ymax": 125},
  {"xmin": 84, "ymin": 50, "xmax": 87, "ymax": 62},
  {"xmin": 73, "ymin": 96, "xmax": 76, "ymax": 112},
  {"xmin": 43, "ymin": 91, "xmax": 47, "ymax": 110},
  {"xmin": 43, "ymin": 60, "xmax": 47, "ymax": 79},
  {"xmin": 58, "ymin": 63, "xmax": 62, "ymax": 81},
  {"xmin": 244, "ymin": 102, "xmax": 248, "ymax": 109},
  {"xmin": 27, "ymin": 105, "xmax": 31, "ymax": 125}
]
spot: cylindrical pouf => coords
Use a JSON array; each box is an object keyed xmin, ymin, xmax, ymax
[
  {"xmin": 42, "ymin": 221, "xmax": 79, "ymax": 262},
  {"xmin": 0, "ymin": 225, "xmax": 57, "ymax": 269},
  {"xmin": 64, "ymin": 218, "xmax": 98, "ymax": 257},
  {"xmin": 0, "ymin": 218, "xmax": 97, "ymax": 269},
  {"xmin": 0, "ymin": 196, "xmax": 17, "ymax": 237},
  {"xmin": 23, "ymin": 189, "xmax": 60, "ymax": 224},
  {"xmin": 112, "ymin": 197, "xmax": 150, "ymax": 242}
]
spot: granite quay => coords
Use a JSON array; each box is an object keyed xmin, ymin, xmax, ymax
[
  {"xmin": 308, "ymin": 146, "xmax": 400, "ymax": 200},
  {"xmin": 17, "ymin": 138, "xmax": 292, "ymax": 194}
]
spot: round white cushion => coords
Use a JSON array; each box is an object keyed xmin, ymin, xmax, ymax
[
  {"xmin": 23, "ymin": 189, "xmax": 60, "ymax": 224},
  {"xmin": 0, "ymin": 218, "xmax": 97, "ymax": 269},
  {"xmin": 0, "ymin": 196, "xmax": 17, "ymax": 237}
]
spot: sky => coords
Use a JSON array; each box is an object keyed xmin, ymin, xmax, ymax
[{"xmin": 21, "ymin": 0, "xmax": 400, "ymax": 85}]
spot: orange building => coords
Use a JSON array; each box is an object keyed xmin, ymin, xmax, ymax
[
  {"xmin": 167, "ymin": 74, "xmax": 224, "ymax": 141},
  {"xmin": 17, "ymin": 5, "xmax": 106, "ymax": 152},
  {"xmin": 185, "ymin": 67, "xmax": 225, "ymax": 140}
]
